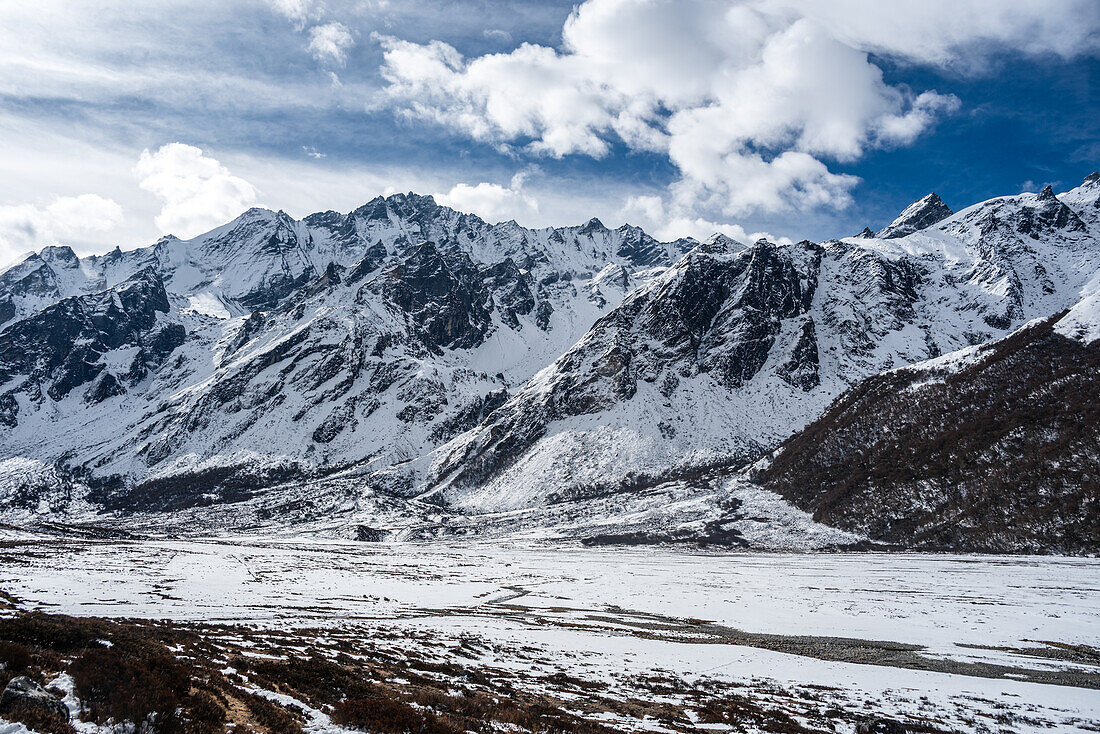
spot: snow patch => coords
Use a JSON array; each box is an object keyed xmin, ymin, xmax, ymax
[
  {"xmin": 184, "ymin": 291, "xmax": 231, "ymax": 319},
  {"xmin": 1055, "ymin": 289, "xmax": 1100, "ymax": 344}
]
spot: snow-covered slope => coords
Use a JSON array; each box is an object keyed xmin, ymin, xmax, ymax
[
  {"xmin": 0, "ymin": 194, "xmax": 692, "ymax": 500},
  {"xmin": 1054, "ymin": 271, "xmax": 1100, "ymax": 345},
  {"xmin": 406, "ymin": 175, "xmax": 1100, "ymax": 513},
  {"xmin": 1, "ymin": 175, "xmax": 1099, "ymax": 536}
]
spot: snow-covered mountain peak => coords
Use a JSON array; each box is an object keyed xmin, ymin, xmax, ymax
[
  {"xmin": 348, "ymin": 192, "xmax": 448, "ymax": 227},
  {"xmin": 241, "ymin": 205, "xmax": 283, "ymax": 219},
  {"xmin": 876, "ymin": 192, "xmax": 953, "ymax": 239},
  {"xmin": 38, "ymin": 245, "xmax": 80, "ymax": 265},
  {"xmin": 954, "ymin": 184, "xmax": 1088, "ymax": 240},
  {"xmin": 684, "ymin": 233, "xmax": 737, "ymax": 256},
  {"xmin": 1, "ymin": 190, "xmax": 705, "ymax": 333},
  {"xmin": 1057, "ymin": 173, "xmax": 1100, "ymax": 228},
  {"xmin": 579, "ymin": 216, "xmax": 607, "ymax": 233}
]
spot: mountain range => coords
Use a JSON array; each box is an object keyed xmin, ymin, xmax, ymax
[{"xmin": 2, "ymin": 174, "xmax": 1098, "ymax": 553}]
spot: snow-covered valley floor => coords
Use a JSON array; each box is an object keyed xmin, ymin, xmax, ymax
[{"xmin": 1, "ymin": 536, "xmax": 1098, "ymax": 733}]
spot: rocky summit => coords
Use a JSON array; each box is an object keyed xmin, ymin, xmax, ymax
[{"xmin": 875, "ymin": 192, "xmax": 953, "ymax": 239}]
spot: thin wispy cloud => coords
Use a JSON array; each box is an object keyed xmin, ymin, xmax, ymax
[
  {"xmin": 309, "ymin": 22, "xmax": 356, "ymax": 66},
  {"xmin": 483, "ymin": 29, "xmax": 513, "ymax": 44},
  {"xmin": 269, "ymin": 0, "xmax": 321, "ymax": 29}
]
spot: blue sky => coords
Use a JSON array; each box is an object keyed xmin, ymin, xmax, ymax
[{"xmin": 0, "ymin": 0, "xmax": 1098, "ymax": 264}]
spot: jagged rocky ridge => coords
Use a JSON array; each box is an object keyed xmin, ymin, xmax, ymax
[
  {"xmin": 0, "ymin": 194, "xmax": 687, "ymax": 325},
  {"xmin": 876, "ymin": 192, "xmax": 953, "ymax": 239},
  {"xmin": 0, "ymin": 194, "xmax": 690, "ymax": 507},
  {"xmin": 409, "ymin": 177, "xmax": 1100, "ymax": 514},
  {"xmin": 1, "ymin": 176, "xmax": 1099, "ymax": 551},
  {"xmin": 0, "ymin": 269, "xmax": 181, "ymax": 415}
]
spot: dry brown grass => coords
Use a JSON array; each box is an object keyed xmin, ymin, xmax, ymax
[{"xmin": 0, "ymin": 604, "xmax": 908, "ymax": 733}]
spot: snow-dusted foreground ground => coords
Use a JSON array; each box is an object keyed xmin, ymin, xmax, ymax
[{"xmin": 2, "ymin": 536, "xmax": 1098, "ymax": 732}]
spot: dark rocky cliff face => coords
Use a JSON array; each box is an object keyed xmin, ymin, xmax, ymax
[
  {"xmin": 755, "ymin": 316, "xmax": 1100, "ymax": 554},
  {"xmin": 480, "ymin": 259, "xmax": 535, "ymax": 329},
  {"xmin": 374, "ymin": 242, "xmax": 495, "ymax": 352},
  {"xmin": 425, "ymin": 239, "xmax": 823, "ymax": 494},
  {"xmin": 0, "ymin": 269, "xmax": 181, "ymax": 413},
  {"xmin": 0, "ymin": 247, "xmax": 83, "ymax": 326},
  {"xmin": 1016, "ymin": 185, "xmax": 1087, "ymax": 236},
  {"xmin": 613, "ymin": 224, "xmax": 669, "ymax": 267},
  {"xmin": 366, "ymin": 241, "xmax": 539, "ymax": 352},
  {"xmin": 690, "ymin": 242, "xmax": 818, "ymax": 388}
]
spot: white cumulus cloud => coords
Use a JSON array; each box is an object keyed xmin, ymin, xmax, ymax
[
  {"xmin": 436, "ymin": 172, "xmax": 540, "ymax": 224},
  {"xmin": 0, "ymin": 194, "xmax": 123, "ymax": 265},
  {"xmin": 134, "ymin": 143, "xmax": 258, "ymax": 239},
  {"xmin": 620, "ymin": 193, "xmax": 782, "ymax": 244},
  {"xmin": 377, "ymin": 0, "xmax": 1100, "ymax": 219},
  {"xmin": 774, "ymin": 0, "xmax": 1100, "ymax": 68}
]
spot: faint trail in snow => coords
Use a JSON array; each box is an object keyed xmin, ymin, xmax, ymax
[{"xmin": 479, "ymin": 585, "xmax": 531, "ymax": 605}]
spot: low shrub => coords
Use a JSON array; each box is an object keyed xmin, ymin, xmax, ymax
[
  {"xmin": 70, "ymin": 647, "xmax": 190, "ymax": 733},
  {"xmin": 2, "ymin": 705, "xmax": 76, "ymax": 734},
  {"xmin": 330, "ymin": 696, "xmax": 439, "ymax": 734},
  {"xmin": 183, "ymin": 689, "xmax": 226, "ymax": 734},
  {"xmin": 0, "ymin": 640, "xmax": 32, "ymax": 671},
  {"xmin": 240, "ymin": 691, "xmax": 304, "ymax": 734},
  {"xmin": 0, "ymin": 613, "xmax": 107, "ymax": 653}
]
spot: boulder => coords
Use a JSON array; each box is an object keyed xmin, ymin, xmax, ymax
[
  {"xmin": 356, "ymin": 526, "xmax": 389, "ymax": 542},
  {"xmin": 0, "ymin": 675, "xmax": 70, "ymax": 723}
]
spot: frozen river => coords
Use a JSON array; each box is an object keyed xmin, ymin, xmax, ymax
[{"xmin": 2, "ymin": 535, "xmax": 1098, "ymax": 732}]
